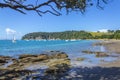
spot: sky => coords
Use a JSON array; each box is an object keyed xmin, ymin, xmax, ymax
[{"xmin": 0, "ymin": 0, "xmax": 120, "ymax": 39}]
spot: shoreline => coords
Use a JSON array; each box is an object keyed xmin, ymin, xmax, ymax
[
  {"xmin": 0, "ymin": 40, "xmax": 120, "ymax": 79},
  {"xmin": 94, "ymin": 39, "xmax": 120, "ymax": 67}
]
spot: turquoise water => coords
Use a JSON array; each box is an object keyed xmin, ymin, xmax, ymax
[
  {"xmin": 0, "ymin": 40, "xmax": 118, "ymax": 66},
  {"xmin": 0, "ymin": 40, "xmax": 97, "ymax": 56}
]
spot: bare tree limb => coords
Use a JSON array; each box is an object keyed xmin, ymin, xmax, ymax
[{"xmin": 0, "ymin": 0, "xmax": 111, "ymax": 16}]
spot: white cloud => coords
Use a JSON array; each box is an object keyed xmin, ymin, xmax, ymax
[
  {"xmin": 98, "ymin": 29, "xmax": 108, "ymax": 32},
  {"xmin": 5, "ymin": 28, "xmax": 16, "ymax": 34}
]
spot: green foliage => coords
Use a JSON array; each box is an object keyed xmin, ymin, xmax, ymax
[
  {"xmin": 22, "ymin": 30, "xmax": 93, "ymax": 40},
  {"xmin": 114, "ymin": 30, "xmax": 120, "ymax": 39},
  {"xmin": 22, "ymin": 30, "xmax": 120, "ymax": 40}
]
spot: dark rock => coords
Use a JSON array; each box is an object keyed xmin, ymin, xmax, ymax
[
  {"xmin": 95, "ymin": 52, "xmax": 109, "ymax": 57},
  {"xmin": 1, "ymin": 51, "xmax": 71, "ymax": 79},
  {"xmin": 0, "ymin": 69, "xmax": 32, "ymax": 80},
  {"xmin": 0, "ymin": 56, "xmax": 13, "ymax": 65},
  {"xmin": 76, "ymin": 57, "xmax": 86, "ymax": 61},
  {"xmin": 82, "ymin": 50, "xmax": 94, "ymax": 54},
  {"xmin": 82, "ymin": 50, "xmax": 109, "ymax": 57},
  {"xmin": 19, "ymin": 54, "xmax": 37, "ymax": 59},
  {"xmin": 45, "ymin": 63, "xmax": 70, "ymax": 75},
  {"xmin": 0, "ymin": 59, "xmax": 6, "ymax": 63},
  {"xmin": 49, "ymin": 52, "xmax": 68, "ymax": 59}
]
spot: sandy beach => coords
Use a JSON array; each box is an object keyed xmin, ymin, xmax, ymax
[
  {"xmin": 102, "ymin": 40, "xmax": 120, "ymax": 53},
  {"xmin": 97, "ymin": 40, "xmax": 120, "ymax": 67}
]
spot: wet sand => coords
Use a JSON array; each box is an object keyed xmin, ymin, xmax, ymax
[
  {"xmin": 102, "ymin": 40, "xmax": 120, "ymax": 53},
  {"xmin": 97, "ymin": 40, "xmax": 120, "ymax": 67}
]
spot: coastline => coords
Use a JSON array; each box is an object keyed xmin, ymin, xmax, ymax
[
  {"xmin": 95, "ymin": 39, "xmax": 120, "ymax": 67},
  {"xmin": 0, "ymin": 40, "xmax": 120, "ymax": 79}
]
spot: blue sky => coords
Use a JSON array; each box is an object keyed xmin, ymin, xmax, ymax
[{"xmin": 0, "ymin": 0, "xmax": 120, "ymax": 39}]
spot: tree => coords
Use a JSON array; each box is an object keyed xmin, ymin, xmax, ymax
[
  {"xmin": 0, "ymin": 0, "xmax": 111, "ymax": 16},
  {"xmin": 114, "ymin": 30, "xmax": 120, "ymax": 39}
]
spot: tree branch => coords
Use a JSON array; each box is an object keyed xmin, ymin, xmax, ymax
[{"xmin": 0, "ymin": 0, "xmax": 111, "ymax": 16}]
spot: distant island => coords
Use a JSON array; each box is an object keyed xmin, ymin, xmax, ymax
[{"xmin": 22, "ymin": 30, "xmax": 120, "ymax": 40}]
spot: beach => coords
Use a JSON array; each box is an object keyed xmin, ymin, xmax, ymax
[
  {"xmin": 101, "ymin": 40, "xmax": 120, "ymax": 53},
  {"xmin": 0, "ymin": 40, "xmax": 120, "ymax": 80},
  {"xmin": 97, "ymin": 40, "xmax": 120, "ymax": 67}
]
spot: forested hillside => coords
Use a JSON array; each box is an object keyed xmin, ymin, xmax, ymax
[
  {"xmin": 22, "ymin": 30, "xmax": 120, "ymax": 40},
  {"xmin": 22, "ymin": 31, "xmax": 93, "ymax": 40}
]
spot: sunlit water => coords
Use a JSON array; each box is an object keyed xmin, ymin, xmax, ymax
[{"xmin": 0, "ymin": 40, "xmax": 117, "ymax": 66}]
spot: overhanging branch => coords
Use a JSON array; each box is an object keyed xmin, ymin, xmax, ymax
[{"xmin": 0, "ymin": 0, "xmax": 111, "ymax": 16}]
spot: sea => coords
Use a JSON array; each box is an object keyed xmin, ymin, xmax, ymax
[
  {"xmin": 0, "ymin": 40, "xmax": 100, "ymax": 56},
  {"xmin": 0, "ymin": 40, "xmax": 117, "ymax": 67},
  {"xmin": 1, "ymin": 40, "xmax": 120, "ymax": 80}
]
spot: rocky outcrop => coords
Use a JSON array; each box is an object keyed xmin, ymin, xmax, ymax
[
  {"xmin": 45, "ymin": 63, "xmax": 70, "ymax": 78},
  {"xmin": 48, "ymin": 52, "xmax": 68, "ymax": 59},
  {"xmin": 76, "ymin": 57, "xmax": 86, "ymax": 61},
  {"xmin": 0, "ymin": 51, "xmax": 71, "ymax": 79},
  {"xmin": 0, "ymin": 69, "xmax": 32, "ymax": 80},
  {"xmin": 0, "ymin": 56, "xmax": 13, "ymax": 66},
  {"xmin": 82, "ymin": 50, "xmax": 109, "ymax": 57},
  {"xmin": 95, "ymin": 52, "xmax": 109, "ymax": 57}
]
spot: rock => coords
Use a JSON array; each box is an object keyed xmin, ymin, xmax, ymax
[
  {"xmin": 37, "ymin": 54, "xmax": 48, "ymax": 60},
  {"xmin": 95, "ymin": 52, "xmax": 109, "ymax": 57},
  {"xmin": 7, "ymin": 52, "xmax": 70, "ymax": 71},
  {"xmin": 82, "ymin": 50, "xmax": 109, "ymax": 57},
  {"xmin": 93, "ymin": 42, "xmax": 103, "ymax": 46},
  {"xmin": 82, "ymin": 50, "xmax": 94, "ymax": 54},
  {"xmin": 47, "ymin": 58, "xmax": 70, "ymax": 67},
  {"xmin": 19, "ymin": 54, "xmax": 37, "ymax": 59},
  {"xmin": 0, "ymin": 59, "xmax": 6, "ymax": 63},
  {"xmin": 0, "ymin": 56, "xmax": 13, "ymax": 66},
  {"xmin": 49, "ymin": 52, "xmax": 68, "ymax": 59},
  {"xmin": 18, "ymin": 54, "xmax": 48, "ymax": 64},
  {"xmin": 76, "ymin": 57, "xmax": 85, "ymax": 61},
  {"xmin": 1, "ymin": 51, "xmax": 71, "ymax": 79},
  {"xmin": 0, "ymin": 68, "xmax": 32, "ymax": 80},
  {"xmin": 45, "ymin": 63, "xmax": 70, "ymax": 75},
  {"xmin": 0, "ymin": 56, "xmax": 12, "ymax": 61}
]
